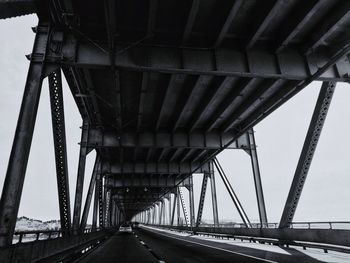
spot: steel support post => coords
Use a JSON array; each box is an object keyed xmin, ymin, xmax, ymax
[
  {"xmin": 104, "ymin": 189, "xmax": 111, "ymax": 227},
  {"xmin": 72, "ymin": 120, "xmax": 89, "ymax": 234},
  {"xmin": 209, "ymin": 161, "xmax": 219, "ymax": 226},
  {"xmin": 153, "ymin": 205, "xmax": 156, "ymax": 224},
  {"xmin": 196, "ymin": 172, "xmax": 210, "ymax": 227},
  {"xmin": 213, "ymin": 158, "xmax": 251, "ymax": 227},
  {"xmin": 279, "ymin": 82, "xmax": 336, "ymax": 228},
  {"xmin": 111, "ymin": 201, "xmax": 116, "ymax": 227},
  {"xmin": 159, "ymin": 201, "xmax": 163, "ymax": 225},
  {"xmin": 98, "ymin": 175, "xmax": 104, "ymax": 228},
  {"xmin": 171, "ymin": 191, "xmax": 177, "ymax": 226},
  {"xmin": 92, "ymin": 173, "xmax": 99, "ymax": 230},
  {"xmin": 189, "ymin": 175, "xmax": 196, "ymax": 227},
  {"xmin": 48, "ymin": 69, "xmax": 72, "ymax": 236},
  {"xmin": 247, "ymin": 128, "xmax": 268, "ymax": 226},
  {"xmin": 169, "ymin": 195, "xmax": 172, "ymax": 225},
  {"xmin": 179, "ymin": 188, "xmax": 189, "ymax": 226},
  {"xmin": 177, "ymin": 188, "xmax": 181, "ymax": 225},
  {"xmin": 80, "ymin": 156, "xmax": 100, "ymax": 231},
  {"xmin": 0, "ymin": 26, "xmax": 49, "ymax": 247}
]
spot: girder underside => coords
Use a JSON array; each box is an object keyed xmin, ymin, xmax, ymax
[
  {"xmin": 50, "ymin": 0, "xmax": 350, "ymax": 219},
  {"xmin": 2, "ymin": 0, "xmax": 350, "ymax": 221}
]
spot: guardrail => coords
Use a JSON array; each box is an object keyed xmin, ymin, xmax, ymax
[
  {"xmin": 12, "ymin": 228, "xmax": 101, "ymax": 244},
  {"xmin": 1, "ymin": 228, "xmax": 115, "ymax": 263},
  {"xmin": 147, "ymin": 223, "xmax": 350, "ymax": 254},
  {"xmin": 178, "ymin": 221, "xmax": 350, "ymax": 230}
]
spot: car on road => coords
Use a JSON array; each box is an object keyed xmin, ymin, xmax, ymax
[{"xmin": 119, "ymin": 224, "xmax": 132, "ymax": 233}]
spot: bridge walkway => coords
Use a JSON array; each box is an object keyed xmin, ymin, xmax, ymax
[{"xmin": 78, "ymin": 227, "xmax": 324, "ymax": 263}]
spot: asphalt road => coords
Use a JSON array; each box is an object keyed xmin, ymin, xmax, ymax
[{"xmin": 78, "ymin": 227, "xmax": 323, "ymax": 263}]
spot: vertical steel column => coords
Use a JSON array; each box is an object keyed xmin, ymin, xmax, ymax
[
  {"xmin": 169, "ymin": 195, "xmax": 172, "ymax": 225},
  {"xmin": 247, "ymin": 128, "xmax": 268, "ymax": 226},
  {"xmin": 196, "ymin": 173, "xmax": 209, "ymax": 227},
  {"xmin": 80, "ymin": 155, "xmax": 100, "ymax": 231},
  {"xmin": 48, "ymin": 69, "xmax": 72, "ymax": 236},
  {"xmin": 179, "ymin": 188, "xmax": 189, "ymax": 226},
  {"xmin": 213, "ymin": 158, "xmax": 251, "ymax": 227},
  {"xmin": 176, "ymin": 188, "xmax": 181, "ymax": 225},
  {"xmin": 171, "ymin": 190, "xmax": 177, "ymax": 226},
  {"xmin": 72, "ymin": 120, "xmax": 89, "ymax": 233},
  {"xmin": 111, "ymin": 201, "xmax": 116, "ymax": 227},
  {"xmin": 153, "ymin": 205, "xmax": 156, "ymax": 224},
  {"xmin": 92, "ymin": 173, "xmax": 99, "ymax": 230},
  {"xmin": 209, "ymin": 162, "xmax": 219, "ymax": 226},
  {"xmin": 159, "ymin": 201, "xmax": 163, "ymax": 225},
  {"xmin": 189, "ymin": 175, "xmax": 196, "ymax": 227},
  {"xmin": 279, "ymin": 82, "xmax": 336, "ymax": 228},
  {"xmin": 0, "ymin": 26, "xmax": 49, "ymax": 247},
  {"xmin": 98, "ymin": 175, "xmax": 104, "ymax": 228}
]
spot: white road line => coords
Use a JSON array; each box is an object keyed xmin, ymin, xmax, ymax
[{"xmin": 143, "ymin": 228, "xmax": 279, "ymax": 263}]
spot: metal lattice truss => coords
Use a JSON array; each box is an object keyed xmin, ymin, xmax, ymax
[{"xmin": 0, "ymin": 0, "xmax": 349, "ymax": 249}]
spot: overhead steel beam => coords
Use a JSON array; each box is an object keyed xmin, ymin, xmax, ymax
[
  {"xmin": 137, "ymin": 73, "xmax": 148, "ymax": 131},
  {"xmin": 213, "ymin": 158, "xmax": 251, "ymax": 228},
  {"xmin": 72, "ymin": 120, "xmax": 89, "ymax": 234},
  {"xmin": 247, "ymin": 129, "xmax": 268, "ymax": 225},
  {"xmin": 188, "ymin": 77, "xmax": 232, "ymax": 132},
  {"xmin": 221, "ymin": 79, "xmax": 283, "ymax": 132},
  {"xmin": 0, "ymin": 25, "xmax": 49, "ymax": 247},
  {"xmin": 304, "ymin": 2, "xmax": 350, "ymax": 55},
  {"xmin": 182, "ymin": 0, "xmax": 200, "ymax": 44},
  {"xmin": 205, "ymin": 78, "xmax": 255, "ymax": 132},
  {"xmin": 172, "ymin": 75, "xmax": 211, "ymax": 131},
  {"xmin": 48, "ymin": 69, "xmax": 71, "ymax": 236},
  {"xmin": 279, "ymin": 82, "xmax": 336, "ymax": 228},
  {"xmin": 215, "ymin": 0, "xmax": 243, "ymax": 47},
  {"xmin": 57, "ymin": 41, "xmax": 350, "ymax": 82},
  {"xmin": 246, "ymin": 0, "xmax": 285, "ymax": 50},
  {"xmin": 103, "ymin": 161, "xmax": 210, "ymax": 174},
  {"xmin": 106, "ymin": 175, "xmax": 191, "ymax": 188},
  {"xmin": 155, "ymin": 75, "xmax": 177, "ymax": 130},
  {"xmin": 86, "ymin": 129, "xmax": 236, "ymax": 149},
  {"xmin": 147, "ymin": 0, "xmax": 158, "ymax": 35},
  {"xmin": 274, "ymin": 0, "xmax": 325, "ymax": 53},
  {"xmin": 0, "ymin": 0, "xmax": 36, "ymax": 20}
]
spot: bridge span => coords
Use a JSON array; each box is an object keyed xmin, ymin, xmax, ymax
[{"xmin": 1, "ymin": 0, "xmax": 350, "ymax": 262}]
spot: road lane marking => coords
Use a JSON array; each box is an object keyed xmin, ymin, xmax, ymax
[{"xmin": 142, "ymin": 227, "xmax": 279, "ymax": 263}]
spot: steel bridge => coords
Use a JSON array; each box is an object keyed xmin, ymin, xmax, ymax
[{"xmin": 1, "ymin": 0, "xmax": 350, "ymax": 262}]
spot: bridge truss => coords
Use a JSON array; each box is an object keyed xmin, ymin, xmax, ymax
[{"xmin": 0, "ymin": 0, "xmax": 350, "ymax": 261}]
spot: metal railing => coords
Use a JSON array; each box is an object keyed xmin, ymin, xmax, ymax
[
  {"xmin": 178, "ymin": 221, "xmax": 350, "ymax": 230},
  {"xmin": 12, "ymin": 227, "xmax": 101, "ymax": 244}
]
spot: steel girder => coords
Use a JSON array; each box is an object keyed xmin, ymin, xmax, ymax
[
  {"xmin": 247, "ymin": 129, "xmax": 268, "ymax": 225},
  {"xmin": 48, "ymin": 69, "xmax": 71, "ymax": 236},
  {"xmin": 54, "ymin": 41, "xmax": 350, "ymax": 82},
  {"xmin": 209, "ymin": 162, "xmax": 219, "ymax": 227},
  {"xmin": 106, "ymin": 174, "xmax": 190, "ymax": 188},
  {"xmin": 0, "ymin": 24, "xmax": 51, "ymax": 247},
  {"xmin": 0, "ymin": 0, "xmax": 37, "ymax": 20},
  {"xmin": 86, "ymin": 128, "xmax": 238, "ymax": 150},
  {"xmin": 279, "ymin": 81, "xmax": 336, "ymax": 228},
  {"xmin": 195, "ymin": 172, "xmax": 210, "ymax": 227},
  {"xmin": 80, "ymin": 156, "xmax": 101, "ymax": 232},
  {"xmin": 72, "ymin": 120, "xmax": 89, "ymax": 234},
  {"xmin": 103, "ymin": 161, "xmax": 210, "ymax": 175}
]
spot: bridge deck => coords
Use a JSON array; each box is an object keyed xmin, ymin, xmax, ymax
[{"xmin": 78, "ymin": 227, "xmax": 336, "ymax": 263}]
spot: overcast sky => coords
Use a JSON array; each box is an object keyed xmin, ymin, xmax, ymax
[{"xmin": 1, "ymin": 15, "xmax": 350, "ymax": 224}]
